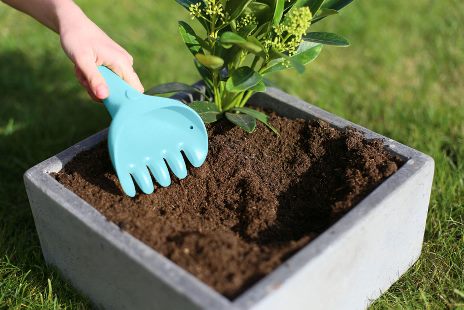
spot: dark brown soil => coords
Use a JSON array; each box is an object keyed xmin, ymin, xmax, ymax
[{"xmin": 55, "ymin": 112, "xmax": 403, "ymax": 299}]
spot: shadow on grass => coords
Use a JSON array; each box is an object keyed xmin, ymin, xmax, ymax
[{"xmin": 0, "ymin": 50, "xmax": 108, "ymax": 306}]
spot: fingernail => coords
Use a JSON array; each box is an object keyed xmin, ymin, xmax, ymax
[{"xmin": 96, "ymin": 84, "xmax": 109, "ymax": 99}]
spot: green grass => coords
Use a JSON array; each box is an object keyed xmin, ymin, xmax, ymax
[{"xmin": 0, "ymin": 0, "xmax": 463, "ymax": 308}]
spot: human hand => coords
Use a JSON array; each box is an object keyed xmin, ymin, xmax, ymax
[
  {"xmin": 2, "ymin": 0, "xmax": 143, "ymax": 101},
  {"xmin": 59, "ymin": 6, "xmax": 144, "ymax": 101}
]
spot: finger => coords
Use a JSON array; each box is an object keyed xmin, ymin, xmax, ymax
[
  {"xmin": 115, "ymin": 46, "xmax": 134, "ymax": 66},
  {"xmin": 123, "ymin": 52, "xmax": 134, "ymax": 66},
  {"xmin": 86, "ymin": 87, "xmax": 100, "ymax": 102},
  {"xmin": 74, "ymin": 66, "xmax": 86, "ymax": 86},
  {"xmin": 74, "ymin": 56, "xmax": 109, "ymax": 100},
  {"xmin": 122, "ymin": 65, "xmax": 144, "ymax": 93},
  {"xmin": 75, "ymin": 66, "xmax": 100, "ymax": 101},
  {"xmin": 107, "ymin": 62, "xmax": 144, "ymax": 93}
]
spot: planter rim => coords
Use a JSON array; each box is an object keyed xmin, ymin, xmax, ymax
[{"xmin": 24, "ymin": 87, "xmax": 434, "ymax": 309}]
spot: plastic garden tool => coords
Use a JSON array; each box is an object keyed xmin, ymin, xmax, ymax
[{"xmin": 98, "ymin": 66, "xmax": 208, "ymax": 197}]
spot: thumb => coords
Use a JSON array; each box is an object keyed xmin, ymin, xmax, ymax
[{"xmin": 75, "ymin": 57, "xmax": 109, "ymax": 100}]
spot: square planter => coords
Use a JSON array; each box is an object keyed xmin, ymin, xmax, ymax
[{"xmin": 24, "ymin": 87, "xmax": 434, "ymax": 310}]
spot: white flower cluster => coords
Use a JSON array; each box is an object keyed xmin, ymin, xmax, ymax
[
  {"xmin": 265, "ymin": 7, "xmax": 312, "ymax": 55},
  {"xmin": 189, "ymin": 0, "xmax": 225, "ymax": 20}
]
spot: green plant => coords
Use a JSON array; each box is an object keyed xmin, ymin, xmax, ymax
[{"xmin": 146, "ymin": 0, "xmax": 354, "ymax": 132}]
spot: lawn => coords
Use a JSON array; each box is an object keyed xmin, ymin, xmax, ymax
[{"xmin": 0, "ymin": 0, "xmax": 463, "ymax": 308}]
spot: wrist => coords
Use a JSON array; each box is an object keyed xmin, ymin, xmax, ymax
[{"xmin": 54, "ymin": 0, "xmax": 88, "ymax": 35}]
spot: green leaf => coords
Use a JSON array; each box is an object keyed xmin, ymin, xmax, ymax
[
  {"xmin": 273, "ymin": 0, "xmax": 285, "ymax": 25},
  {"xmin": 175, "ymin": 0, "xmax": 204, "ymax": 10},
  {"xmin": 293, "ymin": 0, "xmax": 309, "ymax": 8},
  {"xmin": 195, "ymin": 54, "xmax": 224, "ymax": 70},
  {"xmin": 311, "ymin": 8, "xmax": 338, "ymax": 23},
  {"xmin": 307, "ymin": 0, "xmax": 324, "ymax": 14},
  {"xmin": 268, "ymin": 47, "xmax": 305, "ymax": 74},
  {"xmin": 261, "ymin": 42, "xmax": 322, "ymax": 74},
  {"xmin": 176, "ymin": 0, "xmax": 209, "ymax": 30},
  {"xmin": 246, "ymin": 36, "xmax": 265, "ymax": 52},
  {"xmin": 189, "ymin": 101, "xmax": 222, "ymax": 123},
  {"xmin": 263, "ymin": 77, "xmax": 274, "ymax": 86},
  {"xmin": 321, "ymin": 0, "xmax": 353, "ymax": 11},
  {"xmin": 220, "ymin": 32, "xmax": 263, "ymax": 53},
  {"xmin": 194, "ymin": 60, "xmax": 213, "ymax": 90},
  {"xmin": 246, "ymin": 2, "xmax": 272, "ymax": 23},
  {"xmin": 189, "ymin": 101, "xmax": 219, "ymax": 113},
  {"xmin": 225, "ymin": 112, "xmax": 257, "ymax": 133},
  {"xmin": 292, "ymin": 59, "xmax": 305, "ymax": 73},
  {"xmin": 238, "ymin": 23, "xmax": 258, "ymax": 37},
  {"xmin": 145, "ymin": 83, "xmax": 202, "ymax": 95},
  {"xmin": 303, "ymin": 32, "xmax": 349, "ymax": 46},
  {"xmin": 277, "ymin": 49, "xmax": 305, "ymax": 73},
  {"xmin": 233, "ymin": 107, "xmax": 279, "ymax": 134},
  {"xmin": 178, "ymin": 22, "xmax": 205, "ymax": 55},
  {"xmin": 226, "ymin": 67, "xmax": 263, "ymax": 92},
  {"xmin": 226, "ymin": 0, "xmax": 253, "ymax": 21},
  {"xmin": 254, "ymin": 21, "xmax": 271, "ymax": 38},
  {"xmin": 249, "ymin": 80, "xmax": 266, "ymax": 92},
  {"xmin": 220, "ymin": 45, "xmax": 242, "ymax": 65}
]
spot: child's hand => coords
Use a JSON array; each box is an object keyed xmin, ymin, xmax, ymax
[
  {"xmin": 3, "ymin": 0, "xmax": 144, "ymax": 101},
  {"xmin": 60, "ymin": 14, "xmax": 144, "ymax": 101}
]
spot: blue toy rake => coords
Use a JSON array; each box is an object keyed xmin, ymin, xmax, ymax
[{"xmin": 98, "ymin": 66, "xmax": 208, "ymax": 197}]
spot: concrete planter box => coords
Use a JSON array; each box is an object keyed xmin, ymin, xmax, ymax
[{"xmin": 24, "ymin": 88, "xmax": 434, "ymax": 310}]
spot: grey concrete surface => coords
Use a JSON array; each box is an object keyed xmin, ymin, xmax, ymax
[{"xmin": 24, "ymin": 87, "xmax": 434, "ymax": 310}]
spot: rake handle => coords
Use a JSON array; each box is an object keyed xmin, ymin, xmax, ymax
[{"xmin": 98, "ymin": 66, "xmax": 142, "ymax": 118}]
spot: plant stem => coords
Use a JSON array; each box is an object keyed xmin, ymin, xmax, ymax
[
  {"xmin": 239, "ymin": 91, "xmax": 254, "ymax": 107},
  {"xmin": 251, "ymin": 56, "xmax": 259, "ymax": 70},
  {"xmin": 223, "ymin": 92, "xmax": 244, "ymax": 111},
  {"xmin": 212, "ymin": 71, "xmax": 222, "ymax": 111}
]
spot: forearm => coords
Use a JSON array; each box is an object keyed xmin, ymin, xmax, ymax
[{"xmin": 2, "ymin": 0, "xmax": 87, "ymax": 33}]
